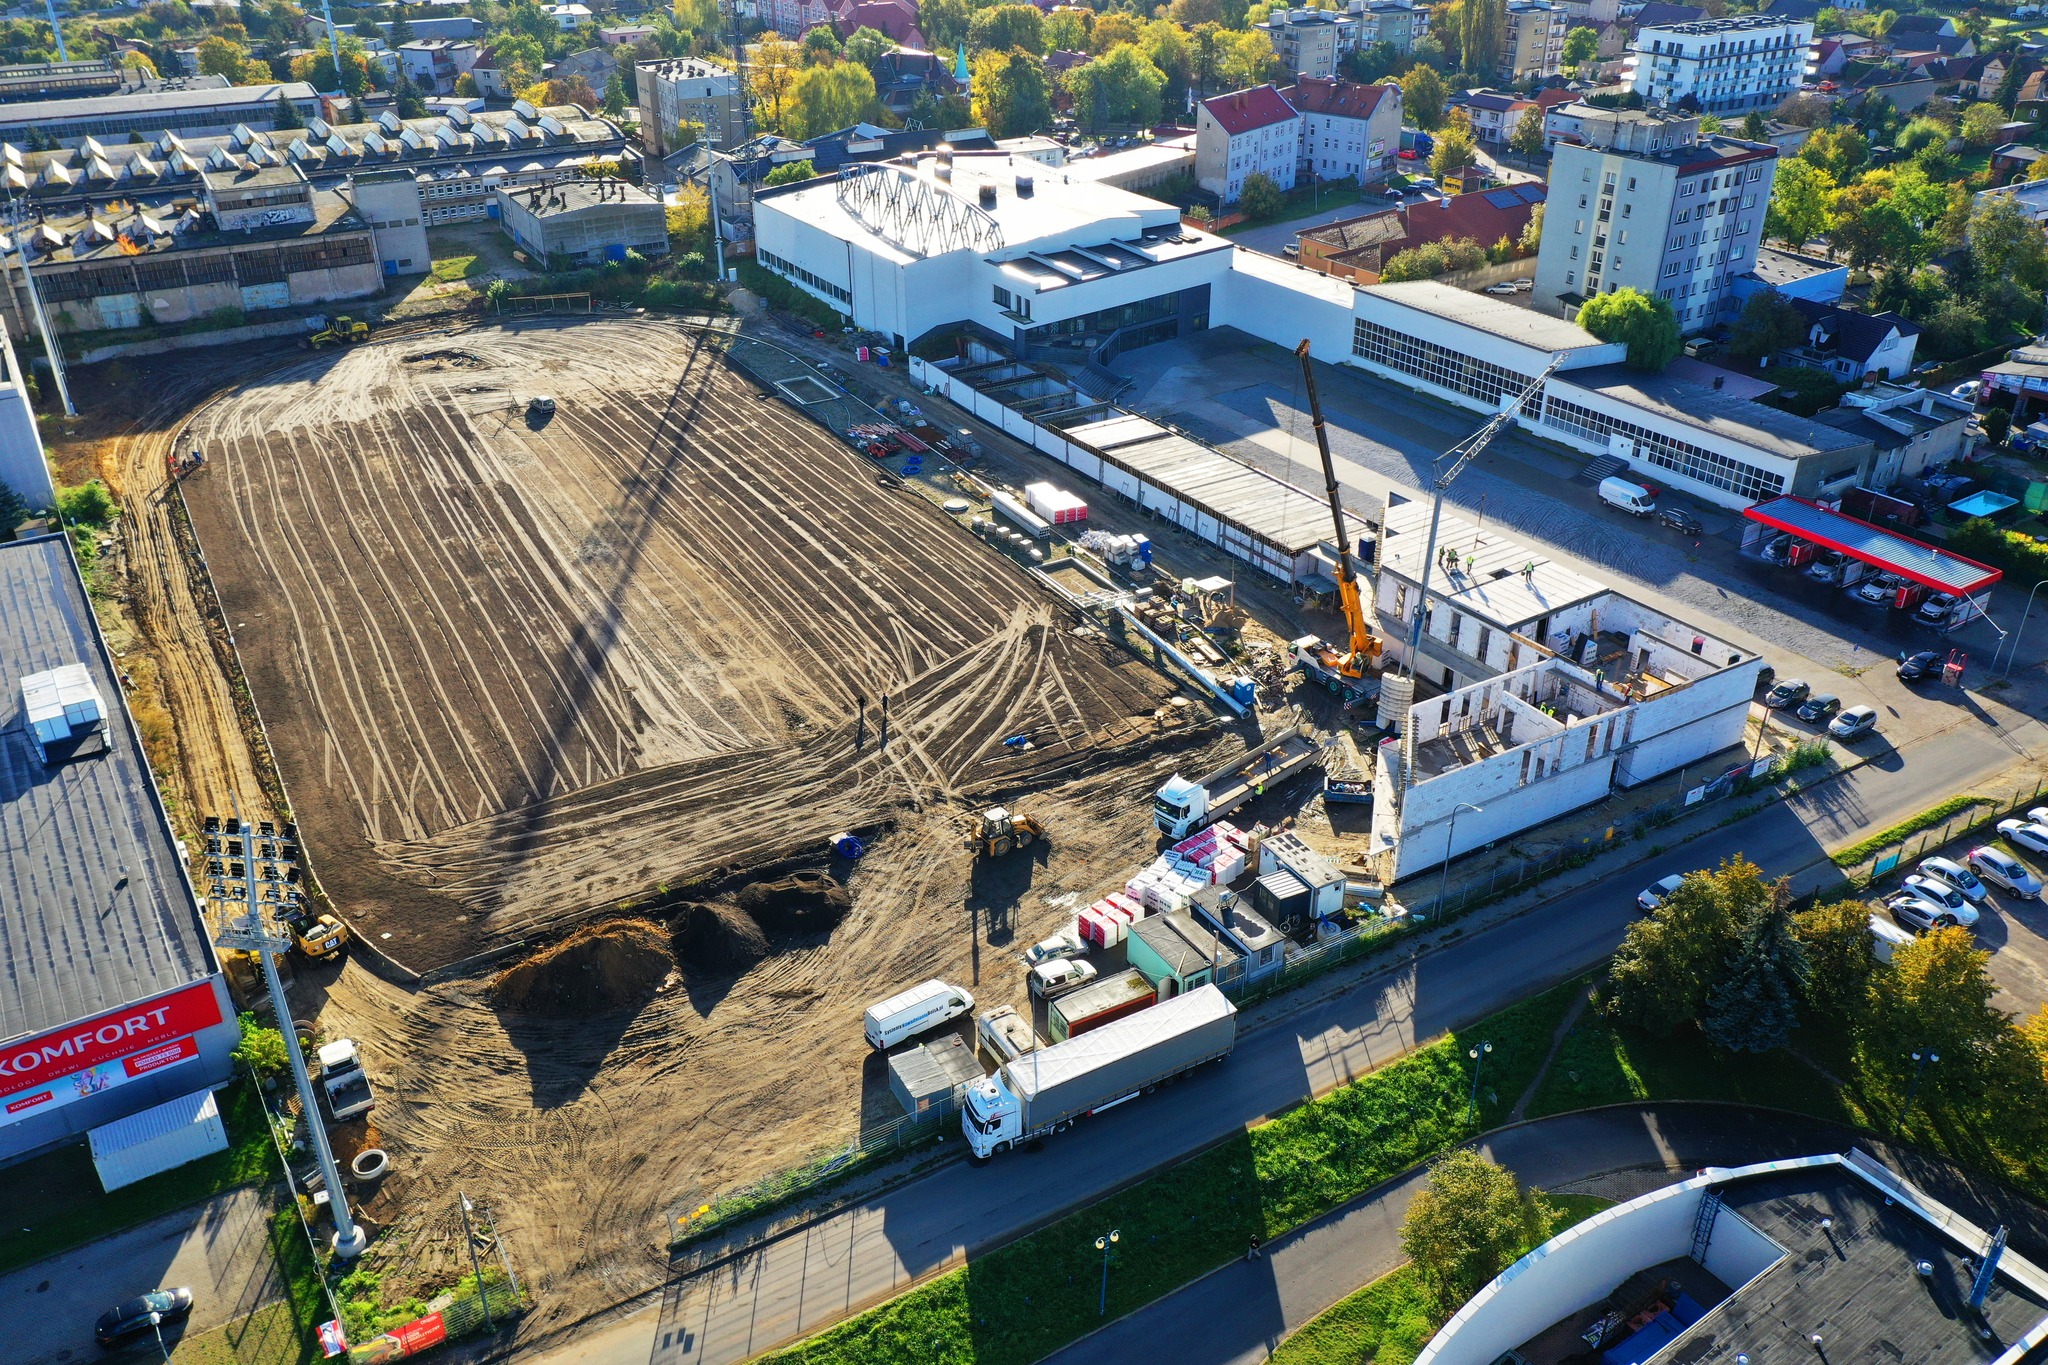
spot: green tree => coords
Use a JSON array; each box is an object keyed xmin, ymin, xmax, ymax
[
  {"xmin": 602, "ymin": 71, "xmax": 628, "ymax": 117},
  {"xmin": 1459, "ymin": 0, "xmax": 1505, "ymax": 76},
  {"xmin": 232, "ymin": 1011, "xmax": 289, "ymax": 1081},
  {"xmin": 800, "ymin": 25, "xmax": 842, "ymax": 65},
  {"xmin": 1168, "ymin": 0, "xmax": 1229, "ymax": 25},
  {"xmin": 763, "ymin": 160, "xmax": 816, "ymax": 185},
  {"xmin": 1766, "ymin": 159, "xmax": 1836, "ymax": 249},
  {"xmin": 972, "ymin": 47, "xmax": 1052, "ymax": 138},
  {"xmin": 1728, "ymin": 290, "xmax": 1806, "ymax": 360},
  {"xmin": 1411, "ymin": 33, "xmax": 1450, "ymax": 71},
  {"xmin": 1894, "ymin": 115, "xmax": 1949, "ymax": 159},
  {"xmin": 1794, "ymin": 899, "xmax": 1878, "ymax": 1024},
  {"xmin": 1985, "ymin": 406, "xmax": 2013, "ymax": 445},
  {"xmin": 1741, "ymin": 110, "xmax": 1768, "ymax": 141},
  {"xmin": 57, "ymin": 479, "xmax": 115, "ymax": 528},
  {"xmin": 1400, "ymin": 1150, "xmax": 1551, "ymax": 1314},
  {"xmin": 1239, "ymin": 170, "xmax": 1283, "ymax": 218},
  {"xmin": 1090, "ymin": 12, "xmax": 1143, "ymax": 54},
  {"xmin": 1507, "ymin": 104, "xmax": 1545, "ymax": 158},
  {"xmin": 195, "ymin": 33, "xmax": 251, "ymax": 80},
  {"xmin": 1828, "ymin": 180, "xmax": 1916, "ymax": 270},
  {"xmin": 1518, "ymin": 201, "xmax": 1543, "ymax": 253},
  {"xmin": 1045, "ymin": 9, "xmax": 1091, "ymax": 53},
  {"xmin": 1997, "ymin": 57, "xmax": 2026, "ymax": 113},
  {"xmin": 393, "ymin": 71, "xmax": 427, "ymax": 119},
  {"xmin": 842, "ymin": 25, "xmax": 893, "ymax": 76},
  {"xmin": 1701, "ymin": 899, "xmax": 1807, "ymax": 1054},
  {"xmin": 388, "ymin": 6, "xmax": 413, "ymax": 45},
  {"xmin": 1141, "ymin": 19, "xmax": 1193, "ymax": 106},
  {"xmin": 1607, "ymin": 857, "xmax": 1766, "ymax": 1033},
  {"xmin": 1401, "ymin": 63, "xmax": 1447, "ymax": 130},
  {"xmin": 1216, "ymin": 28, "xmax": 1279, "ymax": 89},
  {"xmin": 969, "ymin": 3, "xmax": 1046, "ymax": 56},
  {"xmin": 1561, "ymin": 23, "xmax": 1599, "ymax": 77},
  {"xmin": 750, "ymin": 32, "xmax": 802, "ymax": 131},
  {"xmin": 273, "ymin": 90, "xmax": 305, "ymax": 129},
  {"xmin": 1967, "ymin": 193, "xmax": 2048, "ymax": 298},
  {"xmin": 785, "ymin": 60, "xmax": 877, "ymax": 140},
  {"xmin": 1065, "ymin": 42, "xmax": 1166, "ymax": 133},
  {"xmin": 1960, "ymin": 100, "xmax": 2006, "ymax": 148},
  {"xmin": 1800, "ymin": 124, "xmax": 1868, "ymax": 181},
  {"xmin": 920, "ymin": 0, "xmax": 972, "ymax": 53},
  {"xmin": 1430, "ymin": 111, "xmax": 1476, "ymax": 179}
]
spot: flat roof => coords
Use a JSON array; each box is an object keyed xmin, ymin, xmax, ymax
[
  {"xmin": 1564, "ymin": 362, "xmax": 1868, "ymax": 460},
  {"xmin": 1745, "ymin": 498, "xmax": 2001, "ymax": 595},
  {"xmin": 0, "ymin": 535, "xmax": 214, "ymax": 1043},
  {"xmin": 1378, "ymin": 498, "xmax": 1608, "ymax": 631},
  {"xmin": 1365, "ymin": 280, "xmax": 1606, "ymax": 354},
  {"xmin": 0, "ymin": 81, "xmax": 315, "ymax": 126},
  {"xmin": 1748, "ymin": 245, "xmax": 1845, "ymax": 287},
  {"xmin": 1059, "ymin": 412, "xmax": 1368, "ymax": 556}
]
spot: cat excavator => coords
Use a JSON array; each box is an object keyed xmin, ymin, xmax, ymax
[{"xmin": 1288, "ymin": 339, "xmax": 1384, "ymax": 700}]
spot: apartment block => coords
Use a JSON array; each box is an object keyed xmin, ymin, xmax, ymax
[
  {"xmin": 1627, "ymin": 13, "xmax": 1813, "ymax": 114},
  {"xmin": 636, "ymin": 57, "xmax": 744, "ymax": 156},
  {"xmin": 1502, "ymin": 1, "xmax": 1567, "ymax": 81}
]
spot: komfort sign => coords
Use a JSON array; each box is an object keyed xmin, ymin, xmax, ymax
[{"xmin": 0, "ymin": 980, "xmax": 224, "ymax": 1127}]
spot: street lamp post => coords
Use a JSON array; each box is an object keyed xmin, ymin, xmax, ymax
[
  {"xmin": 1468, "ymin": 1041, "xmax": 1494, "ymax": 1122},
  {"xmin": 1437, "ymin": 803, "xmax": 1484, "ymax": 916},
  {"xmin": 1998, "ymin": 578, "xmax": 2048, "ymax": 677},
  {"xmin": 1095, "ymin": 1229, "xmax": 1121, "ymax": 1316},
  {"xmin": 1900, "ymin": 1049, "xmax": 1940, "ymax": 1127}
]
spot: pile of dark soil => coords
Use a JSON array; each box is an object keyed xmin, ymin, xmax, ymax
[
  {"xmin": 734, "ymin": 873, "xmax": 851, "ymax": 935},
  {"xmin": 492, "ymin": 918, "xmax": 673, "ymax": 1016},
  {"xmin": 673, "ymin": 901, "xmax": 771, "ymax": 975}
]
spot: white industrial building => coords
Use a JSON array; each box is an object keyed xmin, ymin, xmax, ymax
[
  {"xmin": 1366, "ymin": 498, "xmax": 1759, "ymax": 879},
  {"xmin": 754, "ymin": 151, "xmax": 1231, "ymax": 359}
]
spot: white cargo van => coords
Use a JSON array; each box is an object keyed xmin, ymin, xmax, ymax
[
  {"xmin": 1598, "ymin": 476, "xmax": 1656, "ymax": 516},
  {"xmin": 1867, "ymin": 913, "xmax": 1915, "ymax": 965},
  {"xmin": 864, "ymin": 979, "xmax": 975, "ymax": 1049}
]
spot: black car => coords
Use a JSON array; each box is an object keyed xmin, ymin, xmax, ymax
[
  {"xmin": 1763, "ymin": 678, "xmax": 1811, "ymax": 709},
  {"xmin": 1795, "ymin": 694, "xmax": 1841, "ymax": 724},
  {"xmin": 1658, "ymin": 507, "xmax": 1703, "ymax": 536},
  {"xmin": 1898, "ymin": 650, "xmax": 1943, "ymax": 681},
  {"xmin": 96, "ymin": 1288, "xmax": 193, "ymax": 1348}
]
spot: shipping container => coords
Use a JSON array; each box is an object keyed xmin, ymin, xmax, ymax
[{"xmin": 1049, "ymin": 967, "xmax": 1158, "ymax": 1042}]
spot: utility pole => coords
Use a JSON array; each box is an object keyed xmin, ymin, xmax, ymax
[
  {"xmin": 208, "ymin": 809, "xmax": 366, "ymax": 1258},
  {"xmin": 459, "ymin": 1192, "xmax": 494, "ymax": 1331},
  {"xmin": 43, "ymin": 0, "xmax": 66, "ymax": 61},
  {"xmin": 317, "ymin": 0, "xmax": 345, "ymax": 107}
]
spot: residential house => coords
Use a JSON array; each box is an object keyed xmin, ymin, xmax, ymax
[
  {"xmin": 550, "ymin": 47, "xmax": 621, "ymax": 94},
  {"xmin": 1464, "ymin": 88, "xmax": 1531, "ymax": 145},
  {"xmin": 544, "ymin": 3, "xmax": 594, "ymax": 30},
  {"xmin": 1295, "ymin": 182, "xmax": 1546, "ymax": 281},
  {"xmin": 831, "ymin": 0, "xmax": 925, "ymax": 47},
  {"xmin": 469, "ymin": 45, "xmax": 515, "ymax": 100},
  {"xmin": 1782, "ymin": 300, "xmax": 1920, "ymax": 382},
  {"xmin": 398, "ymin": 39, "xmax": 480, "ymax": 95},
  {"xmin": 1992, "ymin": 142, "xmax": 2045, "ymax": 184},
  {"xmin": 1812, "ymin": 384, "xmax": 1974, "ymax": 488},
  {"xmin": 1357, "ymin": 2, "xmax": 1425, "ymax": 55},
  {"xmin": 1806, "ymin": 37, "xmax": 1847, "ymax": 79},
  {"xmin": 1196, "ymin": 84, "xmax": 1302, "ymax": 203},
  {"xmin": 1884, "ymin": 14, "xmax": 1956, "ymax": 41},
  {"xmin": 1974, "ymin": 176, "xmax": 2048, "ymax": 225},
  {"xmin": 1281, "ymin": 76, "xmax": 1402, "ymax": 185},
  {"xmin": 597, "ymin": 23, "xmax": 655, "ymax": 45},
  {"xmin": 871, "ymin": 47, "xmax": 962, "ymax": 117}
]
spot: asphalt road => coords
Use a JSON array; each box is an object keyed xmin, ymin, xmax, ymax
[
  {"xmin": 1040, "ymin": 1105, "xmax": 1858, "ymax": 1365},
  {"xmin": 604, "ymin": 714, "xmax": 2044, "ymax": 1365},
  {"xmin": 2, "ymin": 1185, "xmax": 283, "ymax": 1365}
]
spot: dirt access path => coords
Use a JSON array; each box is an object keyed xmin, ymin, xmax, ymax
[{"xmin": 178, "ymin": 319, "xmax": 1180, "ymax": 969}]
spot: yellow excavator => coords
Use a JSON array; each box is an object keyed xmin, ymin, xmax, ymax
[
  {"xmin": 305, "ymin": 315, "xmax": 370, "ymax": 349},
  {"xmin": 1288, "ymin": 339, "xmax": 1383, "ymax": 698},
  {"xmin": 965, "ymin": 806, "xmax": 1046, "ymax": 858}
]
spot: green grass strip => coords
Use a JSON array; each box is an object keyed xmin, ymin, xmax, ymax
[
  {"xmin": 1831, "ymin": 796, "xmax": 1993, "ymax": 867},
  {"xmin": 765, "ymin": 977, "xmax": 1587, "ymax": 1365}
]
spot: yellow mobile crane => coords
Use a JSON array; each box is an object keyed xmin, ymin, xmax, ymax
[{"xmin": 1288, "ymin": 339, "xmax": 1384, "ymax": 700}]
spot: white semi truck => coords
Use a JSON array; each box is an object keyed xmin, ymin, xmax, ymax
[
  {"xmin": 961, "ymin": 986, "xmax": 1236, "ymax": 1158},
  {"xmin": 1152, "ymin": 722, "xmax": 1323, "ymax": 839}
]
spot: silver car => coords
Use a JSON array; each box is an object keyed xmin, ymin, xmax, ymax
[
  {"xmin": 1886, "ymin": 890, "xmax": 1972, "ymax": 933},
  {"xmin": 1968, "ymin": 845, "xmax": 2042, "ymax": 898},
  {"xmin": 1901, "ymin": 875, "xmax": 1977, "ymax": 924},
  {"xmin": 1028, "ymin": 958, "xmax": 1098, "ymax": 999},
  {"xmin": 1917, "ymin": 856, "xmax": 1986, "ymax": 904},
  {"xmin": 1637, "ymin": 874, "xmax": 1686, "ymax": 912}
]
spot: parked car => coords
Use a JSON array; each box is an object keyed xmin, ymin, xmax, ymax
[
  {"xmin": 1968, "ymin": 845, "xmax": 2043, "ymax": 897},
  {"xmin": 1512, "ymin": 277, "xmax": 1533, "ymax": 292},
  {"xmin": 1761, "ymin": 533, "xmax": 1799, "ymax": 565},
  {"xmin": 1753, "ymin": 665, "xmax": 1777, "ymax": 699},
  {"xmin": 1902, "ymin": 874, "xmax": 1975, "ymax": 922},
  {"xmin": 1763, "ymin": 677, "xmax": 1811, "ymax": 709},
  {"xmin": 1998, "ymin": 819, "xmax": 2048, "ymax": 857},
  {"xmin": 1795, "ymin": 693, "xmax": 1841, "ymax": 724},
  {"xmin": 528, "ymin": 395, "xmax": 555, "ymax": 415},
  {"xmin": 1637, "ymin": 873, "xmax": 1687, "ymax": 911},
  {"xmin": 1658, "ymin": 507, "xmax": 1703, "ymax": 535},
  {"xmin": 1028, "ymin": 958, "xmax": 1099, "ymax": 999},
  {"xmin": 1951, "ymin": 379, "xmax": 1982, "ymax": 400},
  {"xmin": 1804, "ymin": 551, "xmax": 1849, "ymax": 584},
  {"xmin": 1022, "ymin": 930, "xmax": 1086, "ymax": 968},
  {"xmin": 1828, "ymin": 705, "xmax": 1878, "ymax": 740},
  {"xmin": 1484, "ymin": 282, "xmax": 1518, "ymax": 295},
  {"xmin": 1917, "ymin": 856, "xmax": 1988, "ymax": 904},
  {"xmin": 1398, "ymin": 148, "xmax": 1419, "ymax": 159},
  {"xmin": 1916, "ymin": 593, "xmax": 1958, "ymax": 626},
  {"xmin": 1856, "ymin": 574, "xmax": 1903, "ymax": 606},
  {"xmin": 1886, "ymin": 890, "xmax": 1973, "ymax": 933},
  {"xmin": 1412, "ymin": 176, "xmax": 1438, "ymax": 191},
  {"xmin": 1897, "ymin": 650, "xmax": 1943, "ymax": 681},
  {"xmin": 96, "ymin": 1289, "xmax": 194, "ymax": 1348}
]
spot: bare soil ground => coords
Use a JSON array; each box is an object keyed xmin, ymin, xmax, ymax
[{"xmin": 178, "ymin": 320, "xmax": 1185, "ymax": 969}]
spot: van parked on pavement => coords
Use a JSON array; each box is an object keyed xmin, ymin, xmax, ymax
[
  {"xmin": 864, "ymin": 979, "xmax": 975, "ymax": 1049},
  {"xmin": 1598, "ymin": 476, "xmax": 1657, "ymax": 516}
]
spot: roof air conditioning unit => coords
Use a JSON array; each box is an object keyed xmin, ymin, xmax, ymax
[
  {"xmin": 1016, "ymin": 175, "xmax": 1034, "ymax": 197},
  {"xmin": 979, "ymin": 183, "xmax": 997, "ymax": 208}
]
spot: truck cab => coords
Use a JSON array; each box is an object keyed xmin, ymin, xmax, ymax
[
  {"xmin": 318, "ymin": 1039, "xmax": 375, "ymax": 1120},
  {"xmin": 1153, "ymin": 775, "xmax": 1208, "ymax": 840},
  {"xmin": 962, "ymin": 1074, "xmax": 1024, "ymax": 1158}
]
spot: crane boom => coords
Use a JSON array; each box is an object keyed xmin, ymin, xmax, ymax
[{"xmin": 1295, "ymin": 340, "xmax": 1380, "ymax": 674}]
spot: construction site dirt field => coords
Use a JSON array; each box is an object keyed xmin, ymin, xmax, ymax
[
  {"xmin": 180, "ymin": 319, "xmax": 1186, "ymax": 969},
  {"xmin": 161, "ymin": 318, "xmax": 1255, "ymax": 1332}
]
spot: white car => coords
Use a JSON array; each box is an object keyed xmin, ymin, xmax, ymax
[
  {"xmin": 1022, "ymin": 930, "xmax": 1086, "ymax": 968},
  {"xmin": 1637, "ymin": 874, "xmax": 1686, "ymax": 912},
  {"xmin": 1917, "ymin": 856, "xmax": 1987, "ymax": 904},
  {"xmin": 1828, "ymin": 706, "xmax": 1878, "ymax": 740},
  {"xmin": 1968, "ymin": 845, "xmax": 2043, "ymax": 898},
  {"xmin": 1998, "ymin": 819, "xmax": 2048, "ymax": 857},
  {"xmin": 1901, "ymin": 875, "xmax": 1977, "ymax": 924},
  {"xmin": 1886, "ymin": 890, "xmax": 1975, "ymax": 933},
  {"xmin": 1484, "ymin": 282, "xmax": 1518, "ymax": 295},
  {"xmin": 2026, "ymin": 806, "xmax": 2048, "ymax": 827},
  {"xmin": 1028, "ymin": 958, "xmax": 1098, "ymax": 999}
]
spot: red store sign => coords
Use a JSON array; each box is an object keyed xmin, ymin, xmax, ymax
[{"xmin": 0, "ymin": 982, "xmax": 224, "ymax": 1116}]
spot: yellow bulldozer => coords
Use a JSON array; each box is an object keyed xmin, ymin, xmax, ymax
[
  {"xmin": 965, "ymin": 806, "xmax": 1045, "ymax": 858},
  {"xmin": 304, "ymin": 315, "xmax": 370, "ymax": 350}
]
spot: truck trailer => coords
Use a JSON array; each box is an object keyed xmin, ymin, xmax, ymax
[
  {"xmin": 962, "ymin": 986, "xmax": 1236, "ymax": 1158},
  {"xmin": 1153, "ymin": 721, "xmax": 1323, "ymax": 839}
]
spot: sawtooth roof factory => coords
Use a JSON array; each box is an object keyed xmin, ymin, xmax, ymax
[{"xmin": 0, "ymin": 528, "xmax": 238, "ymax": 1172}]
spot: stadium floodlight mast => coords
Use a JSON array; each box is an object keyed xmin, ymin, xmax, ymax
[{"xmin": 207, "ymin": 804, "xmax": 366, "ymax": 1258}]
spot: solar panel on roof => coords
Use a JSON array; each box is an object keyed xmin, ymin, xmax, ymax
[{"xmin": 1482, "ymin": 189, "xmax": 1519, "ymax": 207}]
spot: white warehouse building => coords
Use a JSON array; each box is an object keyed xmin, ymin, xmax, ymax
[{"xmin": 753, "ymin": 151, "xmax": 1231, "ymax": 359}]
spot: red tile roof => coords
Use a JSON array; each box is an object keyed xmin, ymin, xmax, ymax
[
  {"xmin": 1278, "ymin": 77, "xmax": 1396, "ymax": 120},
  {"xmin": 1200, "ymin": 84, "xmax": 1300, "ymax": 136},
  {"xmin": 1400, "ymin": 183, "xmax": 1547, "ymax": 252}
]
